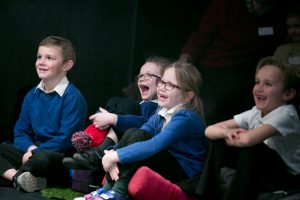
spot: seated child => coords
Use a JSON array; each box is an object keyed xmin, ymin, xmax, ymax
[
  {"xmin": 0, "ymin": 36, "xmax": 87, "ymax": 192},
  {"xmin": 195, "ymin": 56, "xmax": 300, "ymax": 200},
  {"xmin": 63, "ymin": 56, "xmax": 171, "ymax": 170},
  {"xmin": 77, "ymin": 61, "xmax": 208, "ymax": 200}
]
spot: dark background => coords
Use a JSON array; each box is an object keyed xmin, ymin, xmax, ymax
[
  {"xmin": 0, "ymin": 0, "xmax": 209, "ymax": 142},
  {"xmin": 0, "ymin": 0, "xmax": 297, "ymax": 142}
]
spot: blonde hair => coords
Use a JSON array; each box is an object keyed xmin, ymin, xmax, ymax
[{"xmin": 167, "ymin": 61, "xmax": 205, "ymax": 119}]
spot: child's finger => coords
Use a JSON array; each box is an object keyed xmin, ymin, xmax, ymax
[
  {"xmin": 99, "ymin": 107, "xmax": 109, "ymax": 113},
  {"xmin": 103, "ymin": 150, "xmax": 109, "ymax": 154},
  {"xmin": 89, "ymin": 114, "xmax": 96, "ymax": 120}
]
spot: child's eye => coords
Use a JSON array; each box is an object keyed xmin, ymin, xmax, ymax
[
  {"xmin": 46, "ymin": 56, "xmax": 54, "ymax": 60},
  {"xmin": 36, "ymin": 55, "xmax": 42, "ymax": 59},
  {"xmin": 265, "ymin": 82, "xmax": 272, "ymax": 86}
]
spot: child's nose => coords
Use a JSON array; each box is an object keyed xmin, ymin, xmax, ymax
[
  {"xmin": 256, "ymin": 84, "xmax": 264, "ymax": 91},
  {"xmin": 37, "ymin": 58, "xmax": 46, "ymax": 65}
]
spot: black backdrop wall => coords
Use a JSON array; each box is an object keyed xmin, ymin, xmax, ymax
[{"xmin": 0, "ymin": 0, "xmax": 208, "ymax": 141}]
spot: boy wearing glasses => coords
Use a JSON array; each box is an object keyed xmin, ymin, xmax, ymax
[{"xmin": 63, "ymin": 56, "xmax": 171, "ymax": 170}]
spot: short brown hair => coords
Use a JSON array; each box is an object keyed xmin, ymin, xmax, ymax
[
  {"xmin": 145, "ymin": 56, "xmax": 173, "ymax": 76},
  {"xmin": 256, "ymin": 56, "xmax": 300, "ymax": 106},
  {"xmin": 39, "ymin": 36, "xmax": 76, "ymax": 65}
]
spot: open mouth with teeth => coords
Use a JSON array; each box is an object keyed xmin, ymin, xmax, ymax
[
  {"xmin": 256, "ymin": 95, "xmax": 266, "ymax": 100},
  {"xmin": 38, "ymin": 67, "xmax": 48, "ymax": 72},
  {"xmin": 254, "ymin": 94, "xmax": 267, "ymax": 106},
  {"xmin": 139, "ymin": 84, "xmax": 149, "ymax": 94}
]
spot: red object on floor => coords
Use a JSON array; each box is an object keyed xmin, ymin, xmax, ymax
[{"xmin": 128, "ymin": 166, "xmax": 197, "ymax": 200}]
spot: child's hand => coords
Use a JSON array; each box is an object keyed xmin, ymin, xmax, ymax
[
  {"xmin": 108, "ymin": 163, "xmax": 120, "ymax": 181},
  {"xmin": 89, "ymin": 108, "xmax": 117, "ymax": 129},
  {"xmin": 99, "ymin": 107, "xmax": 109, "ymax": 113},
  {"xmin": 102, "ymin": 149, "xmax": 119, "ymax": 172},
  {"xmin": 225, "ymin": 128, "xmax": 247, "ymax": 146}
]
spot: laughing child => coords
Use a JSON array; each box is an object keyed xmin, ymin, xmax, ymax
[
  {"xmin": 196, "ymin": 56, "xmax": 300, "ymax": 200},
  {"xmin": 63, "ymin": 56, "xmax": 171, "ymax": 170}
]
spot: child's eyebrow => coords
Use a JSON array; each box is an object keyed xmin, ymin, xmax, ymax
[{"xmin": 255, "ymin": 76, "xmax": 278, "ymax": 83}]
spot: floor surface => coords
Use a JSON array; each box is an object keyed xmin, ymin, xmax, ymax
[{"xmin": 0, "ymin": 187, "xmax": 49, "ymax": 200}]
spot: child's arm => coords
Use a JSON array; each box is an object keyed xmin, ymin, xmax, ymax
[
  {"xmin": 89, "ymin": 107, "xmax": 117, "ymax": 129},
  {"xmin": 205, "ymin": 119, "xmax": 246, "ymax": 140},
  {"xmin": 227, "ymin": 124, "xmax": 278, "ymax": 147},
  {"xmin": 90, "ymin": 107, "xmax": 153, "ymax": 132}
]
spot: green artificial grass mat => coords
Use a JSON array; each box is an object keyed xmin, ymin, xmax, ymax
[{"xmin": 41, "ymin": 187, "xmax": 84, "ymax": 200}]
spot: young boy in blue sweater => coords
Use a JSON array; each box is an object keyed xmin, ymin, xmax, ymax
[
  {"xmin": 0, "ymin": 36, "xmax": 87, "ymax": 192},
  {"xmin": 63, "ymin": 56, "xmax": 171, "ymax": 170}
]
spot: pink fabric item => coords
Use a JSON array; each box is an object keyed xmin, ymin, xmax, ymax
[
  {"xmin": 71, "ymin": 131, "xmax": 92, "ymax": 152},
  {"xmin": 128, "ymin": 166, "xmax": 197, "ymax": 200}
]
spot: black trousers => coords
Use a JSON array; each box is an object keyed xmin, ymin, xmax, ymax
[
  {"xmin": 0, "ymin": 143, "xmax": 71, "ymax": 186},
  {"xmin": 195, "ymin": 140, "xmax": 300, "ymax": 200},
  {"xmin": 104, "ymin": 128, "xmax": 188, "ymax": 196}
]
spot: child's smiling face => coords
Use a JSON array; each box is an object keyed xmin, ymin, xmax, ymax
[
  {"xmin": 253, "ymin": 65, "xmax": 289, "ymax": 116},
  {"xmin": 157, "ymin": 67, "xmax": 184, "ymax": 109},
  {"xmin": 35, "ymin": 45, "xmax": 68, "ymax": 82},
  {"xmin": 137, "ymin": 62, "xmax": 161, "ymax": 101}
]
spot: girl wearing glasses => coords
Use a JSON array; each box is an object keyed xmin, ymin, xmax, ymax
[
  {"xmin": 77, "ymin": 62, "xmax": 207, "ymax": 200},
  {"xmin": 63, "ymin": 56, "xmax": 171, "ymax": 170}
]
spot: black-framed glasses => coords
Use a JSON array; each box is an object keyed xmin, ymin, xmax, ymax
[
  {"xmin": 157, "ymin": 79, "xmax": 180, "ymax": 90},
  {"xmin": 135, "ymin": 73, "xmax": 161, "ymax": 81}
]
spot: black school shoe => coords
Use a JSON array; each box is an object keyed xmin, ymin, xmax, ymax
[
  {"xmin": 72, "ymin": 149, "xmax": 103, "ymax": 170},
  {"xmin": 63, "ymin": 148, "xmax": 102, "ymax": 170},
  {"xmin": 63, "ymin": 137, "xmax": 116, "ymax": 170},
  {"xmin": 62, "ymin": 157, "xmax": 91, "ymax": 170}
]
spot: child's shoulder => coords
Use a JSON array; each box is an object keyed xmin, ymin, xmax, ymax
[
  {"xmin": 175, "ymin": 109, "xmax": 204, "ymax": 123},
  {"xmin": 24, "ymin": 86, "xmax": 40, "ymax": 98},
  {"xmin": 270, "ymin": 104, "xmax": 298, "ymax": 116},
  {"xmin": 64, "ymin": 82, "xmax": 83, "ymax": 94}
]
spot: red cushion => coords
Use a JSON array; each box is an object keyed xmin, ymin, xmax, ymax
[{"xmin": 128, "ymin": 166, "xmax": 197, "ymax": 200}]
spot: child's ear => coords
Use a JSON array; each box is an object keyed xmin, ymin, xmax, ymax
[
  {"xmin": 283, "ymin": 88, "xmax": 296, "ymax": 101},
  {"xmin": 183, "ymin": 91, "xmax": 195, "ymax": 103},
  {"xmin": 63, "ymin": 60, "xmax": 74, "ymax": 72}
]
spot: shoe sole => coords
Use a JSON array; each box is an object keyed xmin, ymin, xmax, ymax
[{"xmin": 17, "ymin": 172, "xmax": 47, "ymax": 192}]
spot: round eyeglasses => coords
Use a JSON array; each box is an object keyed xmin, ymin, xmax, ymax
[
  {"xmin": 157, "ymin": 79, "xmax": 180, "ymax": 90},
  {"xmin": 135, "ymin": 73, "xmax": 161, "ymax": 81}
]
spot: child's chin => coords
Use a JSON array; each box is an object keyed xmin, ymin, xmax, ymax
[
  {"xmin": 158, "ymin": 101, "xmax": 166, "ymax": 107},
  {"xmin": 141, "ymin": 94, "xmax": 149, "ymax": 100},
  {"xmin": 255, "ymin": 105, "xmax": 264, "ymax": 110}
]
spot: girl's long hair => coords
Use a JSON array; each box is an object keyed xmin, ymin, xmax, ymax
[{"xmin": 168, "ymin": 61, "xmax": 205, "ymax": 120}]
